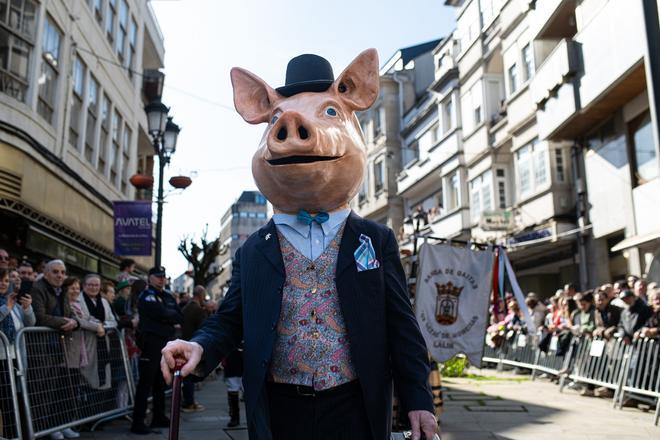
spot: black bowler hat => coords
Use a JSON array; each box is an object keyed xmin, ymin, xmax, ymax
[
  {"xmin": 276, "ymin": 54, "xmax": 335, "ymax": 97},
  {"xmin": 148, "ymin": 266, "xmax": 166, "ymax": 277}
]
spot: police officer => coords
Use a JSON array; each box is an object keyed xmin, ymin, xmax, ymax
[{"xmin": 131, "ymin": 266, "xmax": 183, "ymax": 435}]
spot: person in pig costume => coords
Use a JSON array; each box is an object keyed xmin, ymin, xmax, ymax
[{"xmin": 161, "ymin": 49, "xmax": 438, "ymax": 440}]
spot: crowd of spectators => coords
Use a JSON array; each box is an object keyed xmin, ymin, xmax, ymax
[
  {"xmin": 0, "ymin": 249, "xmax": 219, "ymax": 439},
  {"xmin": 486, "ymin": 275, "xmax": 660, "ymax": 400}
]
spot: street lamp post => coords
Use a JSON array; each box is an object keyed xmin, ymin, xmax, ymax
[
  {"xmin": 145, "ymin": 100, "xmax": 181, "ymax": 267},
  {"xmin": 404, "ymin": 207, "xmax": 429, "ymax": 299}
]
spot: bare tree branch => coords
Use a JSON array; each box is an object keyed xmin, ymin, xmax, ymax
[{"xmin": 177, "ymin": 225, "xmax": 222, "ymax": 288}]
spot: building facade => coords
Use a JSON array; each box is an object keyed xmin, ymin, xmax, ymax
[
  {"xmin": 387, "ymin": 0, "xmax": 660, "ymax": 295},
  {"xmin": 353, "ymin": 40, "xmax": 444, "ymax": 239},
  {"xmin": 172, "ymin": 269, "xmax": 193, "ymax": 296},
  {"xmin": 439, "ymin": 0, "xmax": 579, "ymax": 296},
  {"xmin": 0, "ymin": 0, "xmax": 164, "ymax": 277},
  {"xmin": 528, "ymin": 0, "xmax": 660, "ymax": 285},
  {"xmin": 208, "ymin": 190, "xmax": 268, "ymax": 299}
]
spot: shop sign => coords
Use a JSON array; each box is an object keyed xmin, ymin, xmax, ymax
[
  {"xmin": 113, "ymin": 201, "xmax": 152, "ymax": 256},
  {"xmin": 479, "ymin": 210, "xmax": 514, "ymax": 231},
  {"xmin": 508, "ymin": 228, "xmax": 552, "ymax": 245}
]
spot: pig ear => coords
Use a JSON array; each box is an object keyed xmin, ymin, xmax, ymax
[
  {"xmin": 333, "ymin": 48, "xmax": 380, "ymax": 111},
  {"xmin": 231, "ymin": 67, "xmax": 279, "ymax": 124}
]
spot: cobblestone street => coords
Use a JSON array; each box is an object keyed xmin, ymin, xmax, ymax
[
  {"xmin": 79, "ymin": 373, "xmax": 248, "ymax": 440},
  {"xmin": 77, "ymin": 369, "xmax": 660, "ymax": 439},
  {"xmin": 439, "ymin": 370, "xmax": 660, "ymax": 440}
]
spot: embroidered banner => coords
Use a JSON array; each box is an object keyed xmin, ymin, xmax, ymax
[
  {"xmin": 113, "ymin": 201, "xmax": 152, "ymax": 256},
  {"xmin": 415, "ymin": 243, "xmax": 493, "ymax": 366}
]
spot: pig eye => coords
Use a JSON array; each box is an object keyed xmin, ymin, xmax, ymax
[
  {"xmin": 325, "ymin": 107, "xmax": 338, "ymax": 117},
  {"xmin": 270, "ymin": 115, "xmax": 279, "ymax": 124}
]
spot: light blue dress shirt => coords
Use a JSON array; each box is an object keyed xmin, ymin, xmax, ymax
[{"xmin": 272, "ymin": 209, "xmax": 351, "ymax": 261}]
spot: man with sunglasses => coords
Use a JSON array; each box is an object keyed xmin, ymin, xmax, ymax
[{"xmin": 131, "ymin": 266, "xmax": 184, "ymax": 435}]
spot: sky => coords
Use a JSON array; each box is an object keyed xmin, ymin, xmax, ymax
[{"xmin": 150, "ymin": 0, "xmax": 457, "ymax": 277}]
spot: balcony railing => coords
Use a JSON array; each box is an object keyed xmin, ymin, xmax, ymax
[{"xmin": 530, "ymin": 38, "xmax": 579, "ymax": 107}]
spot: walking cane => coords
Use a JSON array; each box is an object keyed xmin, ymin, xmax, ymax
[{"xmin": 169, "ymin": 358, "xmax": 186, "ymax": 440}]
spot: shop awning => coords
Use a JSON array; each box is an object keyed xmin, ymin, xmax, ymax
[{"xmin": 611, "ymin": 229, "xmax": 660, "ymax": 252}]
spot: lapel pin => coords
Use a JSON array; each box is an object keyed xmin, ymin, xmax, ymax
[{"xmin": 265, "ymin": 233, "xmax": 271, "ymax": 241}]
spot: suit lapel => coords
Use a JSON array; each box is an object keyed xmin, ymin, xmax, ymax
[
  {"xmin": 255, "ymin": 220, "xmax": 285, "ymax": 277},
  {"xmin": 336, "ymin": 211, "xmax": 361, "ymax": 279}
]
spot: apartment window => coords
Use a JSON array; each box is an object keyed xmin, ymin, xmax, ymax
[
  {"xmin": 358, "ymin": 166, "xmax": 368, "ymax": 203},
  {"xmin": 431, "ymin": 123, "xmax": 440, "ymax": 144},
  {"xmin": 445, "ymin": 172, "xmax": 460, "ymax": 211},
  {"xmin": 480, "ymin": 0, "xmax": 502, "ymax": 27},
  {"xmin": 37, "ymin": 16, "xmax": 62, "ymax": 124},
  {"xmin": 93, "ymin": 0, "xmax": 103, "ymax": 25},
  {"xmin": 127, "ymin": 17, "xmax": 137, "ymax": 76},
  {"xmin": 474, "ymin": 105, "xmax": 482, "ymax": 125},
  {"xmin": 110, "ymin": 109, "xmax": 122, "ymax": 184},
  {"xmin": 121, "ymin": 125, "xmax": 131, "ymax": 193},
  {"xmin": 373, "ymin": 106, "xmax": 382, "ymax": 137},
  {"xmin": 629, "ymin": 111, "xmax": 658, "ymax": 185},
  {"xmin": 508, "ymin": 63, "xmax": 519, "ymax": 95},
  {"xmin": 69, "ymin": 56, "xmax": 85, "ymax": 149},
  {"xmin": 85, "ymin": 75, "xmax": 99, "ymax": 162},
  {"xmin": 522, "ymin": 43, "xmax": 534, "ymax": 81},
  {"xmin": 402, "ymin": 141, "xmax": 419, "ymax": 167},
  {"xmin": 555, "ymin": 148, "xmax": 565, "ymax": 182},
  {"xmin": 0, "ymin": 0, "xmax": 36, "ymax": 102},
  {"xmin": 515, "ymin": 138, "xmax": 548, "ymax": 198},
  {"xmin": 116, "ymin": 0, "xmax": 128, "ymax": 63},
  {"xmin": 98, "ymin": 94, "xmax": 110, "ymax": 173},
  {"xmin": 470, "ymin": 170, "xmax": 493, "ymax": 221},
  {"xmin": 441, "ymin": 96, "xmax": 453, "ymax": 134},
  {"xmin": 462, "ymin": 81, "xmax": 483, "ymax": 133},
  {"xmin": 106, "ymin": 0, "xmax": 116, "ymax": 43},
  {"xmin": 374, "ymin": 160, "xmax": 384, "ymax": 193},
  {"xmin": 495, "ymin": 168, "xmax": 508, "ymax": 209}
]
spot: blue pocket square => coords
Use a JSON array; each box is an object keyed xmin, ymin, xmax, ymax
[{"xmin": 354, "ymin": 234, "xmax": 380, "ymax": 272}]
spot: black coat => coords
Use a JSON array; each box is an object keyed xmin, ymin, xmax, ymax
[
  {"xmin": 137, "ymin": 285, "xmax": 183, "ymax": 340},
  {"xmin": 191, "ymin": 212, "xmax": 434, "ymax": 439},
  {"xmin": 619, "ymin": 298, "xmax": 653, "ymax": 338}
]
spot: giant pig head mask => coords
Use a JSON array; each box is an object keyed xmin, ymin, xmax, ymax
[{"xmin": 231, "ymin": 49, "xmax": 379, "ymax": 213}]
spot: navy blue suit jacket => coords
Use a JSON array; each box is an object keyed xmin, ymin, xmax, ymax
[{"xmin": 191, "ymin": 212, "xmax": 433, "ymax": 439}]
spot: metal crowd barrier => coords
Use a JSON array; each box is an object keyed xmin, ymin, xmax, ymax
[
  {"xmin": 14, "ymin": 327, "xmax": 135, "ymax": 439},
  {"xmin": 615, "ymin": 338, "xmax": 660, "ymax": 425},
  {"xmin": 0, "ymin": 331, "xmax": 22, "ymax": 440},
  {"xmin": 482, "ymin": 330, "xmax": 660, "ymax": 426}
]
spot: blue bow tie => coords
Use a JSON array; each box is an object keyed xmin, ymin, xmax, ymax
[{"xmin": 297, "ymin": 210, "xmax": 329, "ymax": 225}]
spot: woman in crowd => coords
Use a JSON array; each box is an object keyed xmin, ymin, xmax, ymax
[
  {"xmin": 504, "ymin": 300, "xmax": 524, "ymax": 330},
  {"xmin": 0, "ymin": 268, "xmax": 35, "ymax": 439},
  {"xmin": 65, "ymin": 276, "xmax": 99, "ymax": 424},
  {"xmin": 0, "ymin": 268, "xmax": 35, "ymax": 347},
  {"xmin": 79, "ymin": 274, "xmax": 117, "ymax": 408},
  {"xmin": 8, "ymin": 269, "xmax": 21, "ymax": 293},
  {"xmin": 112, "ymin": 280, "xmax": 131, "ymax": 319}
]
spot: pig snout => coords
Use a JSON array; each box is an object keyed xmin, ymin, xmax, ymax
[{"xmin": 267, "ymin": 111, "xmax": 318, "ymax": 156}]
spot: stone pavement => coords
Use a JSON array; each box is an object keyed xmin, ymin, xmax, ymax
[
  {"xmin": 76, "ymin": 369, "xmax": 660, "ymax": 439},
  {"xmin": 438, "ymin": 369, "xmax": 660, "ymax": 440},
  {"xmin": 78, "ymin": 373, "xmax": 248, "ymax": 440}
]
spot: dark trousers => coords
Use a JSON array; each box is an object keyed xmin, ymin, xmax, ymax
[
  {"xmin": 132, "ymin": 337, "xmax": 167, "ymax": 425},
  {"xmin": 267, "ymin": 381, "xmax": 372, "ymax": 440},
  {"xmin": 182, "ymin": 377, "xmax": 195, "ymax": 406}
]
